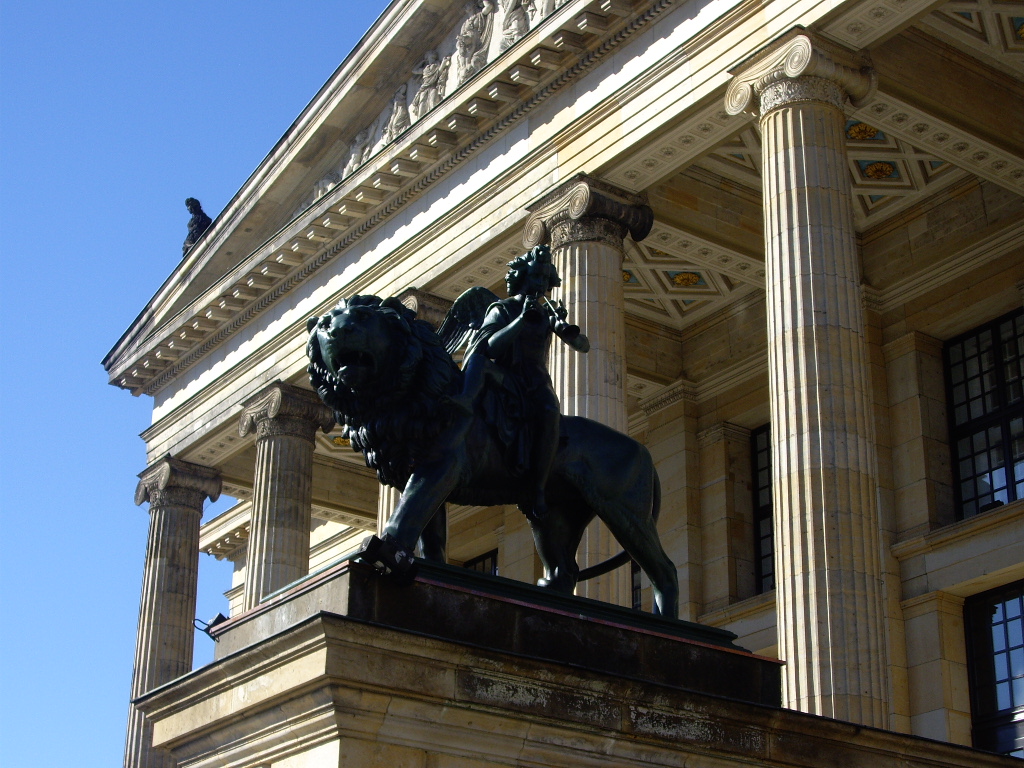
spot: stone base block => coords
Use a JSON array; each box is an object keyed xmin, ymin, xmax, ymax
[{"xmin": 136, "ymin": 558, "xmax": 1014, "ymax": 768}]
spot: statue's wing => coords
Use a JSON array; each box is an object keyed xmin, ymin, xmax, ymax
[{"xmin": 437, "ymin": 286, "xmax": 501, "ymax": 357}]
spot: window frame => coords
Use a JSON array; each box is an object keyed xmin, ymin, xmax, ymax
[
  {"xmin": 462, "ymin": 548, "xmax": 498, "ymax": 576},
  {"xmin": 943, "ymin": 307, "xmax": 1024, "ymax": 521},
  {"xmin": 964, "ymin": 579, "xmax": 1024, "ymax": 758},
  {"xmin": 750, "ymin": 424, "xmax": 775, "ymax": 594}
]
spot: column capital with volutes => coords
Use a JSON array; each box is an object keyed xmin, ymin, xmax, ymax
[
  {"xmin": 134, "ymin": 455, "xmax": 221, "ymax": 510},
  {"xmin": 523, "ymin": 173, "xmax": 654, "ymax": 251},
  {"xmin": 725, "ymin": 30, "xmax": 875, "ymax": 118},
  {"xmin": 238, "ymin": 381, "xmax": 335, "ymax": 443}
]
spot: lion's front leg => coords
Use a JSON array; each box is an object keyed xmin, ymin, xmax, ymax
[{"xmin": 382, "ymin": 460, "xmax": 461, "ymax": 557}]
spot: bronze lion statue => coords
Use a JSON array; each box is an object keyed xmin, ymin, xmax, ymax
[{"xmin": 307, "ymin": 294, "xmax": 679, "ymax": 618}]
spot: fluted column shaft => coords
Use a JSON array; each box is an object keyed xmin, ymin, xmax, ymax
[
  {"xmin": 550, "ymin": 233, "xmax": 629, "ymax": 431},
  {"xmin": 239, "ymin": 382, "xmax": 334, "ymax": 610},
  {"xmin": 524, "ymin": 174, "xmax": 653, "ymax": 606},
  {"xmin": 727, "ymin": 33, "xmax": 888, "ymax": 726},
  {"xmin": 377, "ymin": 484, "xmax": 401, "ymax": 537},
  {"xmin": 125, "ymin": 457, "xmax": 220, "ymax": 768}
]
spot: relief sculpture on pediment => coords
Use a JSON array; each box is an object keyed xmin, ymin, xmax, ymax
[
  {"xmin": 380, "ymin": 84, "xmax": 411, "ymax": 146},
  {"xmin": 456, "ymin": 0, "xmax": 495, "ymax": 84},
  {"xmin": 342, "ymin": 128, "xmax": 372, "ymax": 178},
  {"xmin": 411, "ymin": 50, "xmax": 452, "ymax": 121},
  {"xmin": 500, "ymin": 0, "xmax": 530, "ymax": 52}
]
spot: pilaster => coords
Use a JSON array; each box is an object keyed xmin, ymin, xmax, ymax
[
  {"xmin": 125, "ymin": 456, "xmax": 220, "ymax": 768},
  {"xmin": 727, "ymin": 32, "xmax": 890, "ymax": 727},
  {"xmin": 523, "ymin": 173, "xmax": 653, "ymax": 607},
  {"xmin": 901, "ymin": 592, "xmax": 972, "ymax": 745},
  {"xmin": 697, "ymin": 423, "xmax": 755, "ymax": 612},
  {"xmin": 238, "ymin": 381, "xmax": 334, "ymax": 610},
  {"xmin": 884, "ymin": 332, "xmax": 953, "ymax": 535}
]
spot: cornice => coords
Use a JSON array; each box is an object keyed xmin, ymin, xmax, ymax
[
  {"xmin": 873, "ymin": 217, "xmax": 1024, "ymax": 313},
  {"xmin": 103, "ymin": 0, "xmax": 436, "ymax": 372},
  {"xmin": 105, "ymin": 0, "xmax": 681, "ymax": 396},
  {"xmin": 199, "ymin": 500, "xmax": 252, "ymax": 560},
  {"xmin": 900, "ymin": 590, "xmax": 965, "ymax": 617},
  {"xmin": 881, "ymin": 330, "xmax": 943, "ymax": 363},
  {"xmin": 639, "ymin": 378, "xmax": 697, "ymax": 415},
  {"xmin": 697, "ymin": 421, "xmax": 751, "ymax": 449},
  {"xmin": 891, "ymin": 498, "xmax": 1024, "ymax": 561}
]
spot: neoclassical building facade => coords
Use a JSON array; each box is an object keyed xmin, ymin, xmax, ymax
[{"xmin": 105, "ymin": 0, "xmax": 1024, "ymax": 764}]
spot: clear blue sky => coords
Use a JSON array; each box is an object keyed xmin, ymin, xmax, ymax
[{"xmin": 0, "ymin": 2, "xmax": 391, "ymax": 764}]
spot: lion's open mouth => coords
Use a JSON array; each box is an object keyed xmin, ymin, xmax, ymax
[{"xmin": 334, "ymin": 349, "xmax": 375, "ymax": 370}]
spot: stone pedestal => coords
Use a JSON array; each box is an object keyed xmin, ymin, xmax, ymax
[
  {"xmin": 239, "ymin": 381, "xmax": 334, "ymax": 610},
  {"xmin": 125, "ymin": 456, "xmax": 220, "ymax": 768},
  {"xmin": 524, "ymin": 174, "xmax": 653, "ymax": 606},
  {"xmin": 137, "ymin": 558, "xmax": 1004, "ymax": 768},
  {"xmin": 727, "ymin": 32, "xmax": 891, "ymax": 727}
]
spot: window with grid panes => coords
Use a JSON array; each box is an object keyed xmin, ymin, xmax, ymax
[
  {"xmin": 631, "ymin": 559, "xmax": 642, "ymax": 610},
  {"xmin": 463, "ymin": 549, "xmax": 498, "ymax": 576},
  {"xmin": 944, "ymin": 309, "xmax": 1024, "ymax": 520},
  {"xmin": 751, "ymin": 424, "xmax": 774, "ymax": 592},
  {"xmin": 965, "ymin": 579, "xmax": 1024, "ymax": 758}
]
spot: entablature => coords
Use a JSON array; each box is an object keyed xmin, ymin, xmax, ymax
[{"xmin": 104, "ymin": 0, "xmax": 681, "ymax": 397}]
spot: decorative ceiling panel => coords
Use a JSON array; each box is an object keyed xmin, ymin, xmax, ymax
[
  {"xmin": 691, "ymin": 123, "xmax": 971, "ymax": 227},
  {"xmin": 620, "ymin": 237, "xmax": 758, "ymax": 330},
  {"xmin": 919, "ymin": 0, "xmax": 1024, "ymax": 77}
]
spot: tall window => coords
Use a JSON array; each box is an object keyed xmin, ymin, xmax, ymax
[
  {"xmin": 463, "ymin": 549, "xmax": 498, "ymax": 576},
  {"xmin": 965, "ymin": 579, "xmax": 1024, "ymax": 758},
  {"xmin": 945, "ymin": 309, "xmax": 1024, "ymax": 520},
  {"xmin": 751, "ymin": 424, "xmax": 775, "ymax": 593}
]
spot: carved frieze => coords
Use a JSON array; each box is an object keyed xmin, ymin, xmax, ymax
[
  {"xmin": 457, "ymin": 1, "xmax": 496, "ymax": 84},
  {"xmin": 500, "ymin": 0, "xmax": 530, "ymax": 52},
  {"xmin": 410, "ymin": 51, "xmax": 451, "ymax": 120},
  {"xmin": 110, "ymin": 0, "xmax": 676, "ymax": 396},
  {"xmin": 380, "ymin": 85, "xmax": 412, "ymax": 147},
  {"xmin": 342, "ymin": 128, "xmax": 373, "ymax": 178},
  {"xmin": 523, "ymin": 173, "xmax": 654, "ymax": 250}
]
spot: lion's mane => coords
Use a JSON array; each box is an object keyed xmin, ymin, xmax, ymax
[{"xmin": 307, "ymin": 295, "xmax": 462, "ymax": 489}]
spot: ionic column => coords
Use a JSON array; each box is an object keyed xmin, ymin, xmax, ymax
[
  {"xmin": 726, "ymin": 33, "xmax": 889, "ymax": 726},
  {"xmin": 377, "ymin": 485, "xmax": 401, "ymax": 537},
  {"xmin": 125, "ymin": 456, "xmax": 221, "ymax": 768},
  {"xmin": 239, "ymin": 381, "xmax": 334, "ymax": 610},
  {"xmin": 523, "ymin": 174, "xmax": 653, "ymax": 606}
]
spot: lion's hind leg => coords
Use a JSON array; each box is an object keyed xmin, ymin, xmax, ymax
[
  {"xmin": 598, "ymin": 507, "xmax": 678, "ymax": 619},
  {"xmin": 531, "ymin": 504, "xmax": 588, "ymax": 595}
]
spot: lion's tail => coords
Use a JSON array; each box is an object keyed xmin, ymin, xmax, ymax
[{"xmin": 578, "ymin": 466, "xmax": 661, "ymax": 582}]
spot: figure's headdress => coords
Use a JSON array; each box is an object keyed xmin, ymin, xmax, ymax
[{"xmin": 505, "ymin": 244, "xmax": 561, "ymax": 294}]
